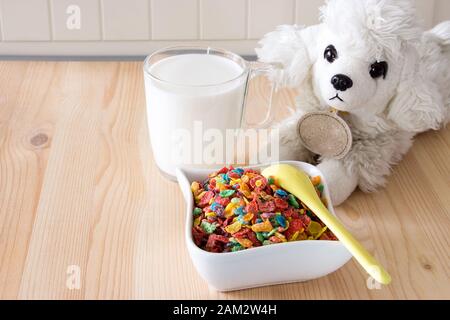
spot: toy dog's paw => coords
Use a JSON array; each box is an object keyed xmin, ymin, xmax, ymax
[{"xmin": 317, "ymin": 159, "xmax": 358, "ymax": 206}]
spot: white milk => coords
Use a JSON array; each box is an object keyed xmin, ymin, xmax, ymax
[{"xmin": 144, "ymin": 54, "xmax": 247, "ymax": 177}]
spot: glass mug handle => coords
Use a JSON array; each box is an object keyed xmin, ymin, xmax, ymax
[{"xmin": 241, "ymin": 61, "xmax": 281, "ymax": 129}]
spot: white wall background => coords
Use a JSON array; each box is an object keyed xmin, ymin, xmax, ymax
[{"xmin": 0, "ymin": 0, "xmax": 449, "ymax": 56}]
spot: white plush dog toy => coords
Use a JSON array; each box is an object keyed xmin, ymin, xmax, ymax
[{"xmin": 257, "ymin": 0, "xmax": 450, "ymax": 206}]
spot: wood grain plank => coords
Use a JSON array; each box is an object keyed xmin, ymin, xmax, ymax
[
  {"xmin": 83, "ymin": 63, "xmax": 149, "ymax": 299},
  {"xmin": 0, "ymin": 61, "xmax": 60, "ymax": 299},
  {"xmin": 18, "ymin": 62, "xmax": 123, "ymax": 299}
]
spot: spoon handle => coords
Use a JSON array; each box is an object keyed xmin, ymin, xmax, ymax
[{"xmin": 307, "ymin": 200, "xmax": 392, "ymax": 285}]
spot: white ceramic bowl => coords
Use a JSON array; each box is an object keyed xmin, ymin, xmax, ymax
[{"xmin": 176, "ymin": 161, "xmax": 352, "ymax": 292}]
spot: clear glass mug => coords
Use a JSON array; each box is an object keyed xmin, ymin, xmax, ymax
[{"xmin": 143, "ymin": 46, "xmax": 278, "ymax": 180}]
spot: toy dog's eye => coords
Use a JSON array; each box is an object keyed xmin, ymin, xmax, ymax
[
  {"xmin": 370, "ymin": 61, "xmax": 388, "ymax": 79},
  {"xmin": 324, "ymin": 45, "xmax": 337, "ymax": 63}
]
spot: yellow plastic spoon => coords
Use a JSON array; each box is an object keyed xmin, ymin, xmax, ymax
[{"xmin": 262, "ymin": 164, "xmax": 392, "ymax": 285}]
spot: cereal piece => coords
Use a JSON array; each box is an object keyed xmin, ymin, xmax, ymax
[
  {"xmin": 224, "ymin": 203, "xmax": 238, "ymax": 218},
  {"xmin": 299, "ymin": 214, "xmax": 311, "ymax": 228},
  {"xmin": 215, "ymin": 196, "xmax": 231, "ymax": 207},
  {"xmin": 274, "ymin": 197, "xmax": 289, "ymax": 210},
  {"xmin": 251, "ymin": 220, "xmax": 273, "ymax": 233},
  {"xmin": 282, "ymin": 207, "xmax": 298, "ymax": 219},
  {"xmin": 234, "ymin": 206, "xmax": 245, "ymax": 216},
  {"xmin": 217, "ymin": 167, "xmax": 229, "ymax": 175},
  {"xmin": 233, "ymin": 228, "xmax": 252, "ymax": 240},
  {"xmin": 285, "ymin": 218, "xmax": 304, "ymax": 240},
  {"xmin": 201, "ymin": 220, "xmax": 216, "ymax": 234},
  {"xmin": 261, "ymin": 212, "xmax": 275, "ymax": 219},
  {"xmin": 210, "ymin": 202, "xmax": 223, "ymax": 213},
  {"xmin": 315, "ymin": 226, "xmax": 328, "ymax": 240},
  {"xmin": 239, "ymin": 182, "xmax": 252, "ymax": 198},
  {"xmin": 217, "ymin": 182, "xmax": 229, "ymax": 192},
  {"xmin": 257, "ymin": 199, "xmax": 275, "ymax": 212},
  {"xmin": 250, "ymin": 176, "xmax": 267, "ymax": 189},
  {"xmin": 275, "ymin": 189, "xmax": 288, "ymax": 198},
  {"xmin": 235, "ymin": 238, "xmax": 253, "ymax": 248},
  {"xmin": 246, "ymin": 199, "xmax": 259, "ymax": 214},
  {"xmin": 191, "ymin": 181, "xmax": 201, "ymax": 194},
  {"xmin": 228, "ymin": 170, "xmax": 241, "ymax": 179},
  {"xmin": 311, "ymin": 176, "xmax": 321, "ymax": 186},
  {"xmin": 289, "ymin": 231, "xmax": 300, "ymax": 241},
  {"xmin": 317, "ymin": 184, "xmax": 325, "ymax": 194},
  {"xmin": 242, "ymin": 213, "xmax": 254, "ymax": 222},
  {"xmin": 230, "ymin": 178, "xmax": 241, "ymax": 186},
  {"xmin": 205, "ymin": 212, "xmax": 216, "ymax": 218},
  {"xmin": 307, "ymin": 221, "xmax": 323, "ymax": 237},
  {"xmin": 206, "ymin": 234, "xmax": 229, "ymax": 252},
  {"xmin": 267, "ymin": 228, "xmax": 277, "ymax": 237},
  {"xmin": 274, "ymin": 232, "xmax": 287, "ymax": 242},
  {"xmin": 320, "ymin": 231, "xmax": 338, "ymax": 241},
  {"xmin": 247, "ymin": 231, "xmax": 261, "ymax": 246},
  {"xmin": 196, "ymin": 191, "xmax": 206, "ymax": 202},
  {"xmin": 225, "ymin": 221, "xmax": 242, "ymax": 234},
  {"xmin": 194, "ymin": 215, "xmax": 202, "ymax": 227},
  {"xmin": 269, "ymin": 236, "xmax": 282, "ymax": 243},
  {"xmin": 220, "ymin": 189, "xmax": 236, "ymax": 198},
  {"xmin": 297, "ymin": 232, "xmax": 308, "ymax": 241},
  {"xmin": 275, "ymin": 215, "xmax": 287, "ymax": 228},
  {"xmin": 231, "ymin": 197, "xmax": 241, "ymax": 205},
  {"xmin": 198, "ymin": 191, "xmax": 214, "ymax": 208},
  {"xmin": 256, "ymin": 232, "xmax": 265, "ymax": 243},
  {"xmin": 288, "ymin": 194, "xmax": 300, "ymax": 209},
  {"xmin": 231, "ymin": 244, "xmax": 244, "ymax": 252},
  {"xmin": 192, "ymin": 226, "xmax": 206, "ymax": 246},
  {"xmin": 193, "ymin": 207, "xmax": 203, "ymax": 216}
]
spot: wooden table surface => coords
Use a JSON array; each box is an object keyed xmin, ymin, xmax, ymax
[{"xmin": 0, "ymin": 61, "xmax": 449, "ymax": 300}]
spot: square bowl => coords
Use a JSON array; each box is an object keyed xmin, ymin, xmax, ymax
[{"xmin": 176, "ymin": 161, "xmax": 352, "ymax": 292}]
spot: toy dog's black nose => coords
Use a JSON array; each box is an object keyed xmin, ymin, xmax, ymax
[{"xmin": 331, "ymin": 74, "xmax": 353, "ymax": 91}]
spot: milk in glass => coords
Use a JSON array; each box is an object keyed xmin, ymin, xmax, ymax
[{"xmin": 144, "ymin": 53, "xmax": 247, "ymax": 177}]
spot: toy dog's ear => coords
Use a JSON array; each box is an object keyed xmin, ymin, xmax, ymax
[
  {"xmin": 256, "ymin": 24, "xmax": 321, "ymax": 88},
  {"xmin": 387, "ymin": 46, "xmax": 445, "ymax": 133}
]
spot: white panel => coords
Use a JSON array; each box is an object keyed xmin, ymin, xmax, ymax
[
  {"xmin": 434, "ymin": 0, "xmax": 450, "ymax": 24},
  {"xmin": 50, "ymin": 0, "xmax": 101, "ymax": 40},
  {"xmin": 296, "ymin": 0, "xmax": 324, "ymax": 26},
  {"xmin": 0, "ymin": 40, "xmax": 259, "ymax": 56},
  {"xmin": 102, "ymin": 0, "xmax": 149, "ymax": 40},
  {"xmin": 416, "ymin": 0, "xmax": 436, "ymax": 29},
  {"xmin": 200, "ymin": 0, "xmax": 246, "ymax": 40},
  {"xmin": 248, "ymin": 0, "xmax": 294, "ymax": 39},
  {"xmin": 152, "ymin": 0, "xmax": 198, "ymax": 40},
  {"xmin": 0, "ymin": 0, "xmax": 51, "ymax": 41}
]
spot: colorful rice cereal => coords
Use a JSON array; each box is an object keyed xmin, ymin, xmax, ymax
[{"xmin": 191, "ymin": 166, "xmax": 337, "ymax": 253}]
